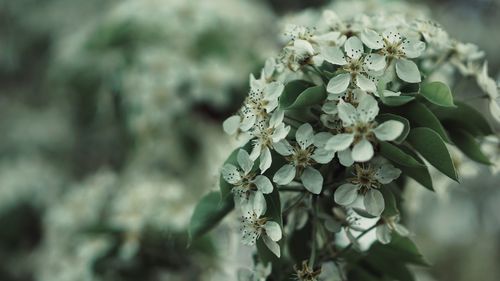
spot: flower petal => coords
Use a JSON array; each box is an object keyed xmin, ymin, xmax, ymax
[
  {"xmin": 374, "ymin": 164, "xmax": 401, "ymax": 184},
  {"xmin": 360, "ymin": 29, "xmax": 384, "ymax": 49},
  {"xmin": 237, "ymin": 149, "xmax": 254, "ymax": 175},
  {"xmin": 334, "ymin": 183, "xmax": 359, "ymax": 205},
  {"xmin": 395, "ymin": 59, "xmax": 421, "ymax": 83},
  {"xmin": 253, "ymin": 175, "xmax": 273, "ymax": 194},
  {"xmin": 344, "ymin": 36, "xmax": 364, "ymax": 60},
  {"xmin": 313, "ymin": 132, "xmax": 334, "ymax": 147},
  {"xmin": 259, "ymin": 147, "xmax": 272, "ymax": 173},
  {"xmin": 272, "ymin": 123, "xmax": 290, "ymax": 143},
  {"xmin": 337, "ymin": 99, "xmax": 358, "ymax": 126},
  {"xmin": 240, "ymin": 114, "xmax": 256, "ymax": 131},
  {"xmin": 395, "ymin": 224, "xmax": 410, "ymax": 236},
  {"xmin": 253, "ymin": 191, "xmax": 267, "ymax": 217},
  {"xmin": 273, "ymin": 164, "xmax": 296, "ymax": 185},
  {"xmin": 364, "ymin": 189, "xmax": 385, "ymax": 216},
  {"xmin": 273, "ymin": 140, "xmax": 294, "ymax": 156},
  {"xmin": 327, "ymin": 73, "xmax": 351, "ymax": 94},
  {"xmin": 364, "ymin": 53, "xmax": 386, "ymax": 71},
  {"xmin": 322, "ymin": 46, "xmax": 347, "ymax": 65},
  {"xmin": 490, "ymin": 98, "xmax": 500, "ymax": 122},
  {"xmin": 264, "ymin": 221, "xmax": 282, "ymax": 241},
  {"xmin": 373, "ymin": 120, "xmax": 404, "ymax": 141},
  {"xmin": 355, "ymin": 74, "xmax": 377, "ymax": 93},
  {"xmin": 352, "ymin": 138, "xmax": 374, "ymax": 162},
  {"xmin": 376, "ymin": 225, "xmax": 392, "ymax": 244},
  {"xmin": 382, "ymin": 28, "xmax": 402, "ymax": 44},
  {"xmin": 222, "ymin": 164, "xmax": 241, "ymax": 184},
  {"xmin": 269, "ymin": 109, "xmax": 284, "ymax": 127},
  {"xmin": 402, "ymin": 40, "xmax": 426, "ymax": 59},
  {"xmin": 311, "ymin": 148, "xmax": 335, "ymax": 164},
  {"xmin": 325, "ymin": 133, "xmax": 355, "ymax": 151},
  {"xmin": 265, "ymin": 82, "xmax": 284, "ymax": 100},
  {"xmin": 322, "ymin": 101, "xmax": 338, "ymax": 115},
  {"xmin": 294, "ymin": 39, "xmax": 315, "ymax": 57},
  {"xmin": 356, "ymin": 94, "xmax": 379, "ymax": 123},
  {"xmin": 262, "ymin": 235, "xmax": 281, "ymax": 258},
  {"xmin": 301, "ymin": 167, "xmax": 323, "ymax": 194},
  {"xmin": 296, "ymin": 123, "xmax": 314, "ymax": 149},
  {"xmin": 338, "ymin": 149, "xmax": 354, "ymax": 167},
  {"xmin": 223, "ymin": 115, "xmax": 241, "ymax": 135}
]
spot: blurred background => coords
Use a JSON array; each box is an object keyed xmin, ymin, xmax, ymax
[{"xmin": 0, "ymin": 0, "xmax": 499, "ymax": 280}]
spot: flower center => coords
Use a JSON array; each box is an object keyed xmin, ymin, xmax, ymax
[
  {"xmin": 290, "ymin": 146, "xmax": 314, "ymax": 167},
  {"xmin": 351, "ymin": 164, "xmax": 379, "ymax": 192}
]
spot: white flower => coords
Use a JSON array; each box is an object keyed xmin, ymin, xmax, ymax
[
  {"xmin": 238, "ymin": 262, "xmax": 272, "ymax": 281},
  {"xmin": 282, "ymin": 24, "xmax": 346, "ymax": 72},
  {"xmin": 239, "ymin": 74, "xmax": 285, "ymax": 132},
  {"xmin": 325, "ymin": 94, "xmax": 404, "ymax": 163},
  {"xmin": 376, "ymin": 215, "xmax": 409, "ymax": 244},
  {"xmin": 476, "ymin": 62, "xmax": 500, "ymax": 122},
  {"xmin": 360, "ymin": 27, "xmax": 425, "ymax": 83},
  {"xmin": 249, "ymin": 110, "xmax": 291, "ymax": 173},
  {"xmin": 221, "ymin": 149, "xmax": 273, "ymax": 205},
  {"xmin": 272, "ymin": 123, "xmax": 334, "ymax": 194},
  {"xmin": 240, "ymin": 192, "xmax": 282, "ymax": 257},
  {"xmin": 334, "ymin": 162, "xmax": 401, "ymax": 216},
  {"xmin": 451, "ymin": 42, "xmax": 484, "ymax": 75},
  {"xmin": 325, "ymin": 36, "xmax": 386, "ymax": 94}
]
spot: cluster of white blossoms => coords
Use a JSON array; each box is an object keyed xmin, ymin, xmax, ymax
[{"xmin": 221, "ymin": 0, "xmax": 500, "ymax": 259}]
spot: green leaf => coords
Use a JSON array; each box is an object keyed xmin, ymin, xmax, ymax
[
  {"xmin": 376, "ymin": 114, "xmax": 410, "ymax": 144},
  {"xmin": 407, "ymin": 128, "xmax": 458, "ymax": 182},
  {"xmin": 188, "ymin": 192, "xmax": 234, "ymax": 244},
  {"xmin": 279, "ymin": 80, "xmax": 315, "ymax": 109},
  {"xmin": 288, "ymin": 85, "xmax": 327, "ymax": 109},
  {"xmin": 432, "ymin": 101, "xmax": 493, "ymax": 136},
  {"xmin": 369, "ymin": 233, "xmax": 429, "ymax": 267},
  {"xmin": 380, "ymin": 187, "xmax": 399, "ymax": 217},
  {"xmin": 396, "ymin": 146, "xmax": 434, "ymax": 191},
  {"xmin": 384, "ymin": 101, "xmax": 450, "ymax": 142},
  {"xmin": 448, "ymin": 129, "xmax": 491, "ymax": 165},
  {"xmin": 380, "ymin": 95, "xmax": 416, "ymax": 107},
  {"xmin": 379, "ymin": 142, "xmax": 422, "ymax": 168},
  {"xmin": 366, "ymin": 257, "xmax": 415, "ymax": 281},
  {"xmin": 420, "ymin": 81, "xmax": 455, "ymax": 107}
]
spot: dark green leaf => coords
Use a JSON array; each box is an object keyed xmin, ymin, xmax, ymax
[
  {"xmin": 370, "ymin": 233, "xmax": 429, "ymax": 266},
  {"xmin": 432, "ymin": 101, "xmax": 493, "ymax": 136},
  {"xmin": 188, "ymin": 192, "xmax": 234, "ymax": 244},
  {"xmin": 379, "ymin": 142, "xmax": 422, "ymax": 168},
  {"xmin": 397, "ymin": 146, "xmax": 434, "ymax": 191},
  {"xmin": 376, "ymin": 114, "xmax": 410, "ymax": 144},
  {"xmin": 289, "ymin": 85, "xmax": 327, "ymax": 109},
  {"xmin": 380, "ymin": 188, "xmax": 399, "ymax": 217},
  {"xmin": 420, "ymin": 81, "xmax": 455, "ymax": 107},
  {"xmin": 384, "ymin": 101, "xmax": 450, "ymax": 142},
  {"xmin": 279, "ymin": 80, "xmax": 314, "ymax": 109},
  {"xmin": 407, "ymin": 128, "xmax": 458, "ymax": 182},
  {"xmin": 448, "ymin": 129, "xmax": 491, "ymax": 165},
  {"xmin": 380, "ymin": 95, "xmax": 416, "ymax": 107}
]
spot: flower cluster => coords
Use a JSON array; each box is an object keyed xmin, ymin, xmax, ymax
[{"xmin": 215, "ymin": 1, "xmax": 499, "ymax": 278}]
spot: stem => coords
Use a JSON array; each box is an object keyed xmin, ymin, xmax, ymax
[
  {"xmin": 426, "ymin": 51, "xmax": 452, "ymax": 77},
  {"xmin": 309, "ymin": 65, "xmax": 328, "ymax": 83},
  {"xmin": 283, "ymin": 193, "xmax": 306, "ymax": 215},
  {"xmin": 334, "ymin": 224, "xmax": 378, "ymax": 258},
  {"xmin": 279, "ymin": 186, "xmax": 307, "ymax": 192},
  {"xmin": 309, "ymin": 196, "xmax": 319, "ymax": 268}
]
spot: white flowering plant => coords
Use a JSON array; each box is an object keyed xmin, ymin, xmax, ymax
[{"xmin": 190, "ymin": 4, "xmax": 499, "ymax": 281}]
